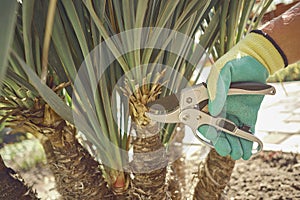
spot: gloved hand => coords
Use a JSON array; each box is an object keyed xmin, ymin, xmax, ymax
[{"xmin": 198, "ymin": 30, "xmax": 287, "ymax": 160}]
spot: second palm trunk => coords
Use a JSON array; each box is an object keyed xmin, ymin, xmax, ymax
[{"xmin": 131, "ymin": 123, "xmax": 168, "ymax": 199}]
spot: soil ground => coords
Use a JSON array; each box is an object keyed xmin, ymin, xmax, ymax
[
  {"xmin": 14, "ymin": 150, "xmax": 300, "ymax": 200},
  {"xmin": 224, "ymin": 151, "xmax": 300, "ymax": 200},
  {"xmin": 178, "ymin": 150, "xmax": 300, "ymax": 200}
]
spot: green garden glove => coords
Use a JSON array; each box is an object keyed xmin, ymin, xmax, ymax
[{"xmin": 198, "ymin": 30, "xmax": 287, "ymax": 160}]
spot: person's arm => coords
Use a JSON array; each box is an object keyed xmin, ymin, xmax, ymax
[{"xmin": 261, "ymin": 2, "xmax": 300, "ymax": 64}]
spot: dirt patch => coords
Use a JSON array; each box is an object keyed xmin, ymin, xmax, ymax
[
  {"xmin": 180, "ymin": 150, "xmax": 300, "ymax": 199},
  {"xmin": 224, "ymin": 151, "xmax": 300, "ymax": 199}
]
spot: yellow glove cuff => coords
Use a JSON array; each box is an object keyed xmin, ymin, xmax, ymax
[
  {"xmin": 240, "ymin": 31, "xmax": 286, "ymax": 74},
  {"xmin": 207, "ymin": 31, "xmax": 286, "ymax": 101},
  {"xmin": 212, "ymin": 32, "xmax": 286, "ymax": 75}
]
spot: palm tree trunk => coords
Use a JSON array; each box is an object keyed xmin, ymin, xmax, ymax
[
  {"xmin": 42, "ymin": 122, "xmax": 113, "ymax": 200},
  {"xmin": 0, "ymin": 154, "xmax": 39, "ymax": 200},
  {"xmin": 167, "ymin": 165, "xmax": 182, "ymax": 200},
  {"xmin": 193, "ymin": 149, "xmax": 235, "ymax": 200},
  {"xmin": 167, "ymin": 123, "xmax": 185, "ymax": 200},
  {"xmin": 130, "ymin": 123, "xmax": 168, "ymax": 200},
  {"xmin": 3, "ymin": 100, "xmax": 113, "ymax": 198},
  {"xmin": 23, "ymin": 104, "xmax": 112, "ymax": 199}
]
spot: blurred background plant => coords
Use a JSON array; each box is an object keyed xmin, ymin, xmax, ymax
[
  {"xmin": 0, "ymin": 130, "xmax": 46, "ymax": 171},
  {"xmin": 268, "ymin": 62, "xmax": 300, "ymax": 82}
]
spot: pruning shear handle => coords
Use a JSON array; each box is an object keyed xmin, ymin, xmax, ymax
[
  {"xmin": 179, "ymin": 108, "xmax": 263, "ymax": 154},
  {"xmin": 146, "ymin": 82, "xmax": 276, "ymax": 154}
]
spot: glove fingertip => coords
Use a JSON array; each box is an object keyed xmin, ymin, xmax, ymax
[
  {"xmin": 240, "ymin": 139, "xmax": 253, "ymax": 160},
  {"xmin": 214, "ymin": 133, "xmax": 231, "ymax": 157},
  {"xmin": 243, "ymin": 153, "xmax": 252, "ymax": 160},
  {"xmin": 225, "ymin": 134, "xmax": 243, "ymax": 160}
]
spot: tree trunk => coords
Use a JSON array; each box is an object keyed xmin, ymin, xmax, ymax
[
  {"xmin": 130, "ymin": 123, "xmax": 168, "ymax": 200},
  {"xmin": 0, "ymin": 154, "xmax": 39, "ymax": 200},
  {"xmin": 167, "ymin": 123, "xmax": 185, "ymax": 200},
  {"xmin": 42, "ymin": 122, "xmax": 113, "ymax": 200},
  {"xmin": 2, "ymin": 101, "xmax": 113, "ymax": 199},
  {"xmin": 193, "ymin": 149, "xmax": 235, "ymax": 200},
  {"xmin": 167, "ymin": 165, "xmax": 182, "ymax": 200},
  {"xmin": 28, "ymin": 104, "xmax": 112, "ymax": 199}
]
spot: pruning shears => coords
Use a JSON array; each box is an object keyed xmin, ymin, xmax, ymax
[{"xmin": 146, "ymin": 82, "xmax": 276, "ymax": 154}]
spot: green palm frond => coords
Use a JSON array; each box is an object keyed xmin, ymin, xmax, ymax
[
  {"xmin": 1, "ymin": 0, "xmax": 72, "ymax": 128},
  {"xmin": 0, "ymin": 0, "xmax": 18, "ymax": 90}
]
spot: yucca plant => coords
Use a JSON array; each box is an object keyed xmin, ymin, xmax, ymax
[
  {"xmin": 0, "ymin": 0, "xmax": 17, "ymax": 87},
  {"xmin": 193, "ymin": 1, "xmax": 273, "ymax": 199},
  {"xmin": 1, "ymin": 1, "xmax": 112, "ymax": 199},
  {"xmin": 0, "ymin": 0, "xmax": 274, "ymax": 199},
  {"xmin": 65, "ymin": 0, "xmax": 216, "ymax": 198},
  {"xmin": 0, "ymin": 1, "xmax": 37, "ymax": 199}
]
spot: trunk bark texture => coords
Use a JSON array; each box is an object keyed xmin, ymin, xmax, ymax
[
  {"xmin": 3, "ymin": 102, "xmax": 112, "ymax": 199},
  {"xmin": 42, "ymin": 123, "xmax": 113, "ymax": 200},
  {"xmin": 130, "ymin": 123, "xmax": 168, "ymax": 200},
  {"xmin": 36, "ymin": 105, "xmax": 113, "ymax": 199},
  {"xmin": 193, "ymin": 149, "xmax": 235, "ymax": 200},
  {"xmin": 167, "ymin": 123, "xmax": 185, "ymax": 200},
  {"xmin": 0, "ymin": 155, "xmax": 39, "ymax": 200},
  {"xmin": 167, "ymin": 165, "xmax": 182, "ymax": 200}
]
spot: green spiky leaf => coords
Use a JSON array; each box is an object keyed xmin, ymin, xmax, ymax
[{"xmin": 0, "ymin": 0, "xmax": 18, "ymax": 90}]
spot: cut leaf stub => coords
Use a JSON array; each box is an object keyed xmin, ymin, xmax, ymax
[{"xmin": 122, "ymin": 71, "xmax": 167, "ymax": 127}]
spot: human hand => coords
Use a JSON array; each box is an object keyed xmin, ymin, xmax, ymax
[{"xmin": 198, "ymin": 31, "xmax": 286, "ymax": 160}]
